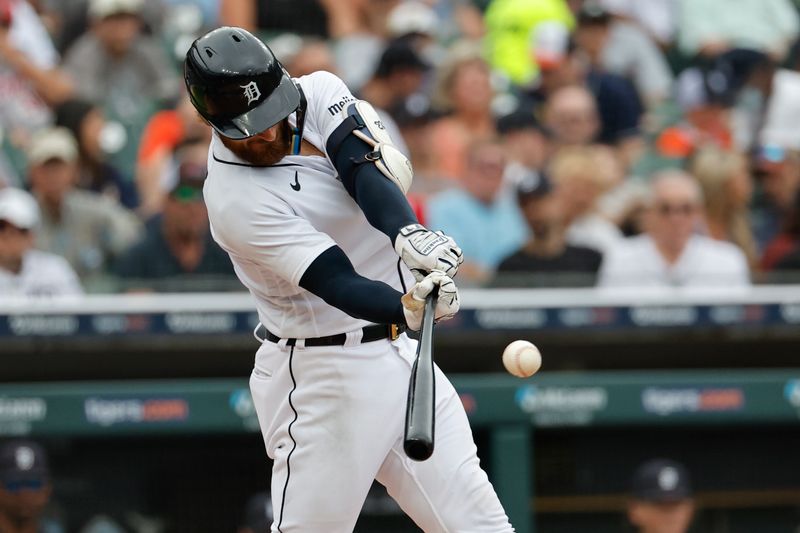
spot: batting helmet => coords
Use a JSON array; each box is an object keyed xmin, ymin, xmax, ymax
[{"xmin": 184, "ymin": 27, "xmax": 301, "ymax": 139}]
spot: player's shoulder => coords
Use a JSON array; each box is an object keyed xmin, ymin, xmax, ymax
[{"xmin": 296, "ymin": 70, "xmax": 347, "ymax": 91}]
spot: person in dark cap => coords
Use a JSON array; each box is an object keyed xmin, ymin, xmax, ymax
[
  {"xmin": 0, "ymin": 440, "xmax": 59, "ymax": 533},
  {"xmin": 496, "ymin": 107, "xmax": 549, "ymax": 177},
  {"xmin": 238, "ymin": 492, "xmax": 273, "ymax": 533},
  {"xmin": 359, "ymin": 39, "xmax": 430, "ymax": 115},
  {"xmin": 627, "ymin": 458, "xmax": 695, "ymax": 533},
  {"xmin": 114, "ymin": 142, "xmax": 235, "ymax": 291},
  {"xmin": 495, "ymin": 171, "xmax": 602, "ymax": 286},
  {"xmin": 54, "ymin": 99, "xmax": 138, "ymax": 209}
]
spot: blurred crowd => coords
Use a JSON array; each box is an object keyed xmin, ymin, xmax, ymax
[{"xmin": 2, "ymin": 0, "xmax": 800, "ymax": 296}]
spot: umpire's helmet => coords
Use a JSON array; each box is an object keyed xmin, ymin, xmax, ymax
[{"xmin": 184, "ymin": 27, "xmax": 301, "ymax": 139}]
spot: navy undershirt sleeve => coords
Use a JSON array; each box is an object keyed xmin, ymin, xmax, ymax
[
  {"xmin": 328, "ymin": 132, "xmax": 418, "ymax": 243},
  {"xmin": 299, "ymin": 245, "xmax": 407, "ymax": 325}
]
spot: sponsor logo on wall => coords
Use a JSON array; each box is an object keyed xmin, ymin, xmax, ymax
[
  {"xmin": 84, "ymin": 398, "xmax": 189, "ymax": 427},
  {"xmin": 515, "ymin": 385, "xmax": 608, "ymax": 426},
  {"xmin": 641, "ymin": 387, "xmax": 745, "ymax": 416},
  {"xmin": 0, "ymin": 397, "xmax": 47, "ymax": 435}
]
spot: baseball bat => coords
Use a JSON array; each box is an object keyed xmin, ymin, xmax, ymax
[{"xmin": 403, "ymin": 287, "xmax": 438, "ymax": 461}]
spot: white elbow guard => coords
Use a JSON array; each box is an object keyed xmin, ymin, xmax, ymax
[{"xmin": 327, "ymin": 99, "xmax": 414, "ymax": 194}]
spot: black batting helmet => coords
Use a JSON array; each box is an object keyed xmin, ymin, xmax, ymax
[{"xmin": 184, "ymin": 27, "xmax": 301, "ymax": 139}]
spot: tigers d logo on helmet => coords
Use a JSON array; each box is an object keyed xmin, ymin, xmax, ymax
[{"xmin": 241, "ymin": 81, "xmax": 261, "ymax": 105}]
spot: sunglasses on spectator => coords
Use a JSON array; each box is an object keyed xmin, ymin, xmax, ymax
[
  {"xmin": 0, "ymin": 220, "xmax": 31, "ymax": 234},
  {"xmin": 3, "ymin": 479, "xmax": 45, "ymax": 492},
  {"xmin": 655, "ymin": 202, "xmax": 696, "ymax": 216}
]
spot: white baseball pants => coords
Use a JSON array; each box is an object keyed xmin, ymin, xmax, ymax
[{"xmin": 249, "ymin": 333, "xmax": 514, "ymax": 533}]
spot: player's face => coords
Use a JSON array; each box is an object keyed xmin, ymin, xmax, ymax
[
  {"xmin": 628, "ymin": 500, "xmax": 694, "ymax": 533},
  {"xmin": 221, "ymin": 118, "xmax": 292, "ymax": 166}
]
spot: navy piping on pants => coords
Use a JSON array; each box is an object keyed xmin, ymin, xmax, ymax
[{"xmin": 277, "ymin": 346, "xmax": 298, "ymax": 532}]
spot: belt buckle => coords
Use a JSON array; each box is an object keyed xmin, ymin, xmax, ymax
[{"xmin": 390, "ymin": 324, "xmax": 400, "ymax": 341}]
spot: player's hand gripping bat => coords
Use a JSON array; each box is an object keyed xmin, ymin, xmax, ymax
[{"xmin": 403, "ymin": 287, "xmax": 438, "ymax": 461}]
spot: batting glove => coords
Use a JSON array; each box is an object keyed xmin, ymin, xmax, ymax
[
  {"xmin": 394, "ymin": 224, "xmax": 464, "ymax": 281},
  {"xmin": 401, "ymin": 270, "xmax": 460, "ymax": 331}
]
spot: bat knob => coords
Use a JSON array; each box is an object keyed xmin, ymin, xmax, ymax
[{"xmin": 404, "ymin": 438, "xmax": 434, "ymax": 461}]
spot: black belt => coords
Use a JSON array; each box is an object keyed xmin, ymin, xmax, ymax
[{"xmin": 261, "ymin": 324, "xmax": 405, "ymax": 347}]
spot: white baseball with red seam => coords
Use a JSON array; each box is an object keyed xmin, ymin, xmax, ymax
[{"xmin": 502, "ymin": 340, "xmax": 541, "ymax": 378}]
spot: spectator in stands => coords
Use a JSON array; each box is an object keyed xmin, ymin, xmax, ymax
[
  {"xmin": 55, "ymin": 99, "xmax": 138, "ymax": 210},
  {"xmin": 761, "ymin": 184, "xmax": 800, "ymax": 272},
  {"xmin": 527, "ymin": 23, "xmax": 644, "ymax": 167},
  {"xmin": 429, "ymin": 42, "xmax": 497, "ymax": 181},
  {"xmin": 359, "ymin": 39, "xmax": 430, "ymax": 120},
  {"xmin": 543, "ymin": 85, "xmax": 600, "ymax": 149},
  {"xmin": 62, "ymin": 0, "xmax": 179, "ymax": 112},
  {"xmin": 0, "ymin": 0, "xmax": 73, "ymax": 133},
  {"xmin": 385, "ymin": 1, "xmax": 447, "ymax": 66},
  {"xmin": 283, "ymin": 38, "xmax": 337, "ymax": 78},
  {"xmin": 0, "ymin": 187, "xmax": 82, "ymax": 297},
  {"xmin": 598, "ymin": 170, "xmax": 750, "ymax": 288},
  {"xmin": 426, "ymin": 139, "xmax": 528, "ymax": 283},
  {"xmin": 392, "ymin": 97, "xmax": 444, "ymax": 201},
  {"xmin": 484, "ymin": 0, "xmax": 574, "ymax": 85},
  {"xmin": 752, "ymin": 145, "xmax": 800, "ymax": 253},
  {"xmin": 659, "ymin": 50, "xmax": 762, "ymax": 162},
  {"xmin": 677, "ymin": 0, "xmax": 799, "ymax": 62},
  {"xmin": 573, "ymin": 1, "xmax": 673, "ymax": 108},
  {"xmin": 315, "ymin": 0, "xmax": 399, "ymax": 90},
  {"xmin": 136, "ymin": 94, "xmax": 210, "ymax": 218},
  {"xmin": 496, "ymin": 171, "xmax": 602, "ymax": 286},
  {"xmin": 627, "ymin": 458, "xmax": 695, "ymax": 533},
  {"xmin": 497, "ymin": 107, "xmax": 549, "ymax": 187},
  {"xmin": 26, "ymin": 127, "xmax": 141, "ymax": 281},
  {"xmin": 0, "ymin": 440, "xmax": 63, "ymax": 533},
  {"xmin": 220, "ymin": 0, "xmax": 328, "ymax": 39},
  {"xmin": 238, "ymin": 492, "xmax": 272, "ymax": 533},
  {"xmin": 549, "ymin": 145, "xmax": 623, "ymax": 254},
  {"xmin": 596, "ymin": 0, "xmax": 677, "ymax": 47},
  {"xmin": 115, "ymin": 155, "xmax": 234, "ymax": 291},
  {"xmin": 688, "ymin": 146, "xmax": 757, "ymax": 269}
]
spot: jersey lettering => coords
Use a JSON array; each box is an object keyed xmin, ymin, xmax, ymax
[{"xmin": 327, "ymin": 95, "xmax": 355, "ymax": 116}]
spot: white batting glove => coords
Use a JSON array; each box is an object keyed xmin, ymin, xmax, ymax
[
  {"xmin": 394, "ymin": 224, "xmax": 464, "ymax": 281},
  {"xmin": 401, "ymin": 270, "xmax": 460, "ymax": 331}
]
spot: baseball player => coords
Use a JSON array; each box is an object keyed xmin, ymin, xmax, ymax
[{"xmin": 185, "ymin": 27, "xmax": 513, "ymax": 532}]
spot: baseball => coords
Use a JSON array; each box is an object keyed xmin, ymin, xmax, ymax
[{"xmin": 502, "ymin": 340, "xmax": 542, "ymax": 378}]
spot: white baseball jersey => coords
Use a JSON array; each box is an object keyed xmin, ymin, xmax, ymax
[
  {"xmin": 204, "ymin": 71, "xmax": 414, "ymax": 339},
  {"xmin": 0, "ymin": 250, "xmax": 83, "ymax": 298}
]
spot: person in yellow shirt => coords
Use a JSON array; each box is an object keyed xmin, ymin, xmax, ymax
[{"xmin": 484, "ymin": 0, "xmax": 574, "ymax": 85}]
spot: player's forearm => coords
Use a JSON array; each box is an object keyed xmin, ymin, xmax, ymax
[{"xmin": 300, "ymin": 246, "xmax": 406, "ymax": 325}]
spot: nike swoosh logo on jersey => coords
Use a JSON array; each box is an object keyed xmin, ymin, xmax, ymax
[{"xmin": 290, "ymin": 171, "xmax": 301, "ymax": 191}]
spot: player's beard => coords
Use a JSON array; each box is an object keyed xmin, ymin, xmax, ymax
[{"xmin": 220, "ymin": 118, "xmax": 292, "ymax": 166}]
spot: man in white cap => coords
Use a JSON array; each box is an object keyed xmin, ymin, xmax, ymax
[
  {"xmin": 26, "ymin": 127, "xmax": 141, "ymax": 281},
  {"xmin": 0, "ymin": 187, "xmax": 82, "ymax": 297}
]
